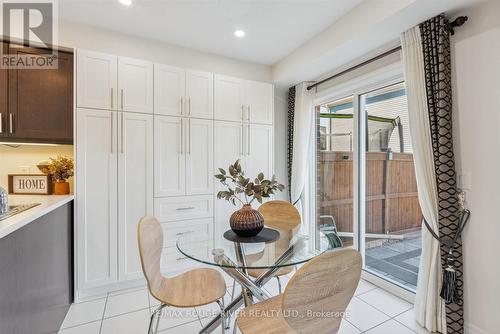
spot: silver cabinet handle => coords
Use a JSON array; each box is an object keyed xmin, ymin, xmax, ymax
[
  {"xmin": 247, "ymin": 105, "xmax": 251, "ymax": 121},
  {"xmin": 188, "ymin": 97, "xmax": 191, "ymax": 116},
  {"xmin": 121, "ymin": 113, "xmax": 124, "ymax": 154},
  {"xmin": 9, "ymin": 114, "xmax": 13, "ymax": 134},
  {"xmin": 0, "ymin": 113, "xmax": 3, "ymax": 134},
  {"xmin": 176, "ymin": 256, "xmax": 188, "ymax": 261},
  {"xmin": 176, "ymin": 206, "xmax": 195, "ymax": 211},
  {"xmin": 111, "ymin": 88, "xmax": 114, "ymax": 109},
  {"xmin": 176, "ymin": 230, "xmax": 195, "ymax": 236},
  {"xmin": 120, "ymin": 89, "xmax": 124, "ymax": 110},
  {"xmin": 180, "ymin": 97, "xmax": 184, "ymax": 115},
  {"xmin": 241, "ymin": 104, "xmax": 244, "ymax": 121}
]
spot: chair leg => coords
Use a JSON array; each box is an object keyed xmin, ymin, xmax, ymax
[
  {"xmin": 148, "ymin": 304, "xmax": 166, "ymax": 334},
  {"xmin": 276, "ymin": 277, "xmax": 282, "ymax": 294},
  {"xmin": 217, "ymin": 299, "xmax": 226, "ymax": 334}
]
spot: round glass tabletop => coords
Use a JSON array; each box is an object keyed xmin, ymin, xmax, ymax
[{"xmin": 176, "ymin": 229, "xmax": 330, "ymax": 270}]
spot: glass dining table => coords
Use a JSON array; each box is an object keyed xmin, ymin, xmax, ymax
[{"xmin": 177, "ymin": 228, "xmax": 330, "ymax": 334}]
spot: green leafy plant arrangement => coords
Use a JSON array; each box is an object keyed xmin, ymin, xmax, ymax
[{"xmin": 215, "ymin": 159, "xmax": 285, "ymax": 206}]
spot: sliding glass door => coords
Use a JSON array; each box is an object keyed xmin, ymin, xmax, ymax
[{"xmin": 316, "ymin": 81, "xmax": 422, "ymax": 292}]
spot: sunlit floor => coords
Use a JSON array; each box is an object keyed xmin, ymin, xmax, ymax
[
  {"xmin": 58, "ymin": 270, "xmax": 430, "ymax": 334},
  {"xmin": 365, "ymin": 233, "xmax": 421, "ymax": 291}
]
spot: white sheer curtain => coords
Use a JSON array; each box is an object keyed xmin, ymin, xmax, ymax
[
  {"xmin": 401, "ymin": 27, "xmax": 446, "ymax": 333},
  {"xmin": 290, "ymin": 82, "xmax": 314, "ymax": 212}
]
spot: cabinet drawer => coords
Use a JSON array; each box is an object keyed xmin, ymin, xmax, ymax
[
  {"xmin": 160, "ymin": 245, "xmax": 210, "ymax": 272},
  {"xmin": 154, "ymin": 195, "xmax": 213, "ymax": 222},
  {"xmin": 161, "ymin": 218, "xmax": 213, "ymax": 248}
]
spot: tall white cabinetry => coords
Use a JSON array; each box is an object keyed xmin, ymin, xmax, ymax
[
  {"xmin": 213, "ymin": 75, "xmax": 274, "ymax": 244},
  {"xmin": 76, "ymin": 49, "xmax": 274, "ymax": 299}
]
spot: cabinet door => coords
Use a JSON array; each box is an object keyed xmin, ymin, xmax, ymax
[
  {"xmin": 8, "ymin": 47, "xmax": 73, "ymax": 143},
  {"xmin": 186, "ymin": 70, "xmax": 213, "ymax": 119},
  {"xmin": 154, "ymin": 64, "xmax": 185, "ymax": 116},
  {"xmin": 214, "ymin": 121, "xmax": 245, "ymax": 244},
  {"xmin": 245, "ymin": 124, "xmax": 273, "ymax": 180},
  {"xmin": 154, "ymin": 115, "xmax": 186, "ymax": 197},
  {"xmin": 118, "ymin": 57, "xmax": 153, "ymax": 113},
  {"xmin": 214, "ymin": 75, "xmax": 245, "ymax": 122},
  {"xmin": 77, "ymin": 49, "xmax": 117, "ymax": 110},
  {"xmin": 118, "ymin": 112, "xmax": 153, "ymax": 281},
  {"xmin": 76, "ymin": 108, "xmax": 118, "ymax": 289},
  {"xmin": 186, "ymin": 118, "xmax": 213, "ymax": 195},
  {"xmin": 0, "ymin": 42, "xmax": 7, "ymax": 138},
  {"xmin": 245, "ymin": 81, "xmax": 273, "ymax": 125}
]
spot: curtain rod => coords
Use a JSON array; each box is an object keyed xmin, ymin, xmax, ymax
[{"xmin": 306, "ymin": 15, "xmax": 468, "ymax": 91}]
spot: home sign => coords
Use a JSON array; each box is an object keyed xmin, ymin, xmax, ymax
[{"xmin": 8, "ymin": 174, "xmax": 53, "ymax": 195}]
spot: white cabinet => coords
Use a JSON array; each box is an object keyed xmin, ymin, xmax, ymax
[
  {"xmin": 117, "ymin": 112, "xmax": 153, "ymax": 281},
  {"xmin": 76, "ymin": 108, "xmax": 118, "ymax": 289},
  {"xmin": 186, "ymin": 118, "xmax": 214, "ymax": 195},
  {"xmin": 154, "ymin": 115, "xmax": 186, "ymax": 197},
  {"xmin": 214, "ymin": 75, "xmax": 245, "ymax": 122},
  {"xmin": 245, "ymin": 123, "xmax": 274, "ymax": 178},
  {"xmin": 77, "ymin": 49, "xmax": 153, "ymax": 113},
  {"xmin": 155, "ymin": 116, "xmax": 213, "ymax": 197},
  {"xmin": 154, "ymin": 64, "xmax": 185, "ymax": 117},
  {"xmin": 214, "ymin": 121, "xmax": 245, "ymax": 243},
  {"xmin": 186, "ymin": 70, "xmax": 213, "ymax": 119},
  {"xmin": 77, "ymin": 50, "xmax": 117, "ymax": 110},
  {"xmin": 154, "ymin": 65, "xmax": 213, "ymax": 119},
  {"xmin": 118, "ymin": 58, "xmax": 153, "ymax": 113},
  {"xmin": 214, "ymin": 75, "xmax": 273, "ymax": 124},
  {"xmin": 245, "ymin": 80, "xmax": 273, "ymax": 125}
]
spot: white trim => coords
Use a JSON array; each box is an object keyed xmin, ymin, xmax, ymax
[{"xmin": 362, "ymin": 271, "xmax": 415, "ymax": 303}]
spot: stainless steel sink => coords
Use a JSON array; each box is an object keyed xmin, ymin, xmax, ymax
[{"xmin": 0, "ymin": 203, "xmax": 40, "ymax": 221}]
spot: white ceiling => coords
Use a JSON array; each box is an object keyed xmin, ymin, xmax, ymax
[{"xmin": 59, "ymin": 0, "xmax": 364, "ymax": 65}]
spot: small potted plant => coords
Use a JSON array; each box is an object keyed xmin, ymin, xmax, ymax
[
  {"xmin": 215, "ymin": 160, "xmax": 285, "ymax": 237},
  {"xmin": 47, "ymin": 156, "xmax": 74, "ymax": 195}
]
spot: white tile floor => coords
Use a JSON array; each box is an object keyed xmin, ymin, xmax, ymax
[{"xmin": 59, "ymin": 272, "xmax": 432, "ymax": 334}]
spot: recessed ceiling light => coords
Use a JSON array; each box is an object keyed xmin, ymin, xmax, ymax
[
  {"xmin": 234, "ymin": 30, "xmax": 245, "ymax": 38},
  {"xmin": 119, "ymin": 0, "xmax": 132, "ymax": 6}
]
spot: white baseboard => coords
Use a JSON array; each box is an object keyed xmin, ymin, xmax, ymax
[{"xmin": 466, "ymin": 323, "xmax": 490, "ymax": 334}]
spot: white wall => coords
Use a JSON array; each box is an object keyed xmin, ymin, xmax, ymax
[
  {"xmin": 451, "ymin": 2, "xmax": 500, "ymax": 333},
  {"xmin": 58, "ymin": 20, "xmax": 272, "ymax": 83}
]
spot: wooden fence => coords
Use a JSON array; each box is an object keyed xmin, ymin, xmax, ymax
[{"xmin": 318, "ymin": 151, "xmax": 423, "ymax": 234}]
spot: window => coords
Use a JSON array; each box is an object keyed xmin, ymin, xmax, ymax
[{"xmin": 316, "ymin": 81, "xmax": 422, "ymax": 292}]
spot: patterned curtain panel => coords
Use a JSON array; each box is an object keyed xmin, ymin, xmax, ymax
[
  {"xmin": 287, "ymin": 86, "xmax": 296, "ymax": 202},
  {"xmin": 420, "ymin": 14, "xmax": 463, "ymax": 334}
]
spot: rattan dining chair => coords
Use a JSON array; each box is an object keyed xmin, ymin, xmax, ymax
[
  {"xmin": 236, "ymin": 248, "xmax": 362, "ymax": 334},
  {"xmin": 137, "ymin": 216, "xmax": 228, "ymax": 334}
]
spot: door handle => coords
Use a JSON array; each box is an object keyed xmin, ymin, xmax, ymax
[
  {"xmin": 111, "ymin": 88, "xmax": 114, "ymax": 109},
  {"xmin": 247, "ymin": 124, "xmax": 250, "ymax": 155},
  {"xmin": 241, "ymin": 105, "xmax": 244, "ymax": 121},
  {"xmin": 9, "ymin": 114, "xmax": 13, "ymax": 134},
  {"xmin": 247, "ymin": 105, "xmax": 250, "ymax": 122},
  {"xmin": 240, "ymin": 125, "xmax": 244, "ymax": 156},
  {"xmin": 180, "ymin": 97, "xmax": 183, "ymax": 115},
  {"xmin": 188, "ymin": 97, "xmax": 191, "ymax": 116},
  {"xmin": 0, "ymin": 113, "xmax": 3, "ymax": 134}
]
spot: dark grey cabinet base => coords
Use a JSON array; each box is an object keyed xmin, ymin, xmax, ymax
[{"xmin": 0, "ymin": 202, "xmax": 73, "ymax": 334}]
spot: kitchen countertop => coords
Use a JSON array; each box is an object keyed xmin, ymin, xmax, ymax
[{"xmin": 0, "ymin": 194, "xmax": 74, "ymax": 239}]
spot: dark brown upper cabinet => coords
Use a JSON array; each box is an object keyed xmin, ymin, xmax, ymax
[{"xmin": 2, "ymin": 43, "xmax": 73, "ymax": 144}]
